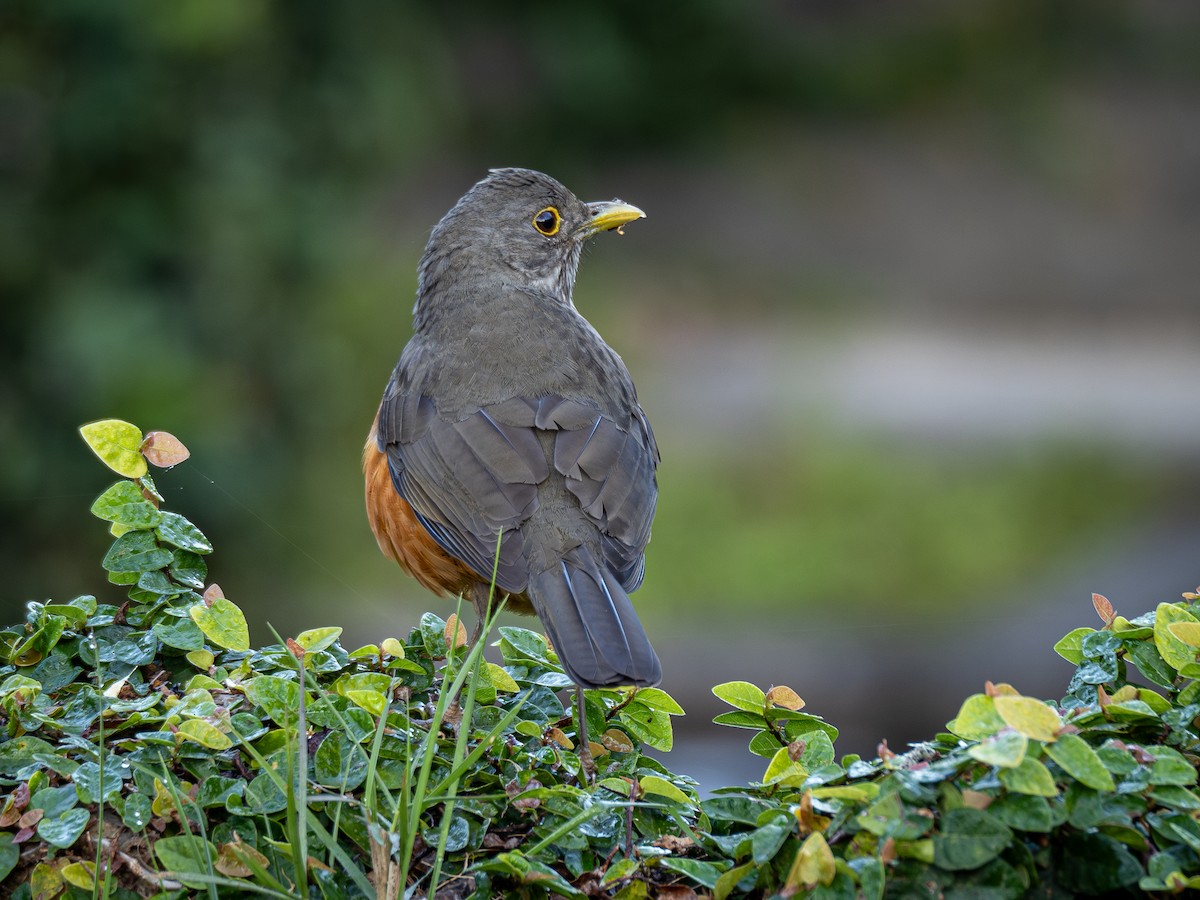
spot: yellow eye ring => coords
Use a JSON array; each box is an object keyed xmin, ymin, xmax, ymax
[{"xmin": 532, "ymin": 206, "xmax": 561, "ymax": 236}]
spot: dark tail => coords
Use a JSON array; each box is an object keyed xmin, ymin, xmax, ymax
[{"xmin": 527, "ymin": 545, "xmax": 661, "ymax": 689}]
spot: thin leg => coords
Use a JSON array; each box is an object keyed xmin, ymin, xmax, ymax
[
  {"xmin": 468, "ymin": 583, "xmax": 489, "ymax": 647},
  {"xmin": 576, "ymin": 686, "xmax": 596, "ymax": 782}
]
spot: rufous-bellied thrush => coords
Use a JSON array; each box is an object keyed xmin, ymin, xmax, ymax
[{"xmin": 364, "ymin": 168, "xmax": 661, "ymax": 771}]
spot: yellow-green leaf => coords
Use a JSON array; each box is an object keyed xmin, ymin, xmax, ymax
[
  {"xmin": 1169, "ymin": 621, "xmax": 1200, "ymax": 649},
  {"xmin": 484, "ymin": 662, "xmax": 519, "ymax": 692},
  {"xmin": 295, "ymin": 627, "xmax": 342, "ymax": 653},
  {"xmin": 947, "ymin": 694, "xmax": 1006, "ymax": 741},
  {"xmin": 189, "ymin": 597, "xmax": 250, "ymax": 651},
  {"xmin": 79, "ymin": 419, "xmax": 148, "ymax": 478},
  {"xmin": 61, "ymin": 861, "xmax": 96, "ymax": 890},
  {"xmin": 993, "ymin": 695, "xmax": 1062, "ymax": 742},
  {"xmin": 639, "ymin": 775, "xmax": 690, "ymax": 804},
  {"xmin": 763, "ymin": 746, "xmax": 808, "ymax": 787},
  {"xmin": 1155, "ymin": 602, "xmax": 1200, "ymax": 671},
  {"xmin": 176, "ymin": 719, "xmax": 232, "ymax": 750},
  {"xmin": 186, "ymin": 649, "xmax": 214, "ymax": 670},
  {"xmin": 382, "ymin": 638, "xmax": 405, "ymax": 657},
  {"xmin": 30, "ymin": 862, "xmax": 63, "ymax": 900},
  {"xmin": 786, "ymin": 831, "xmax": 835, "ymax": 890},
  {"xmin": 344, "ymin": 690, "xmax": 387, "ymax": 716},
  {"xmin": 714, "ymin": 862, "xmax": 755, "ymax": 900}
]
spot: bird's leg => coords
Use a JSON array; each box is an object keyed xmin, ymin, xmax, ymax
[
  {"xmin": 467, "ymin": 583, "xmax": 490, "ymax": 648},
  {"xmin": 576, "ymin": 686, "xmax": 596, "ymax": 782}
]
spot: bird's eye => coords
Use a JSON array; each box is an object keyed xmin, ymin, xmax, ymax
[{"xmin": 532, "ymin": 207, "xmax": 561, "ymax": 236}]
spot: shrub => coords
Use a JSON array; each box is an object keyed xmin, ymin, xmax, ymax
[{"xmin": 0, "ymin": 420, "xmax": 1197, "ymax": 898}]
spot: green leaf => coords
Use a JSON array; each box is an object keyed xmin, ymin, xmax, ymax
[
  {"xmin": 170, "ymin": 550, "xmax": 208, "ymax": 589},
  {"xmin": 618, "ymin": 702, "xmax": 673, "ymax": 751},
  {"xmin": 1045, "ymin": 734, "xmax": 1116, "ymax": 792},
  {"xmin": 80, "ymin": 419, "xmax": 147, "ymax": 478},
  {"xmin": 639, "ymin": 775, "xmax": 689, "ymax": 804},
  {"xmin": 656, "ymin": 857, "xmax": 725, "ymax": 889},
  {"xmin": 122, "ymin": 792, "xmax": 152, "ymax": 829},
  {"xmin": 0, "ymin": 736, "xmax": 56, "ymax": 774},
  {"xmin": 1053, "ymin": 627, "xmax": 1095, "ymax": 664},
  {"xmin": 30, "ymin": 784, "xmax": 78, "ymax": 818},
  {"xmin": 633, "ymin": 687, "xmax": 685, "ymax": 715},
  {"xmin": 744, "ymin": 820, "xmax": 792, "ymax": 868},
  {"xmin": 154, "ymin": 834, "xmax": 219, "ymax": 884},
  {"xmin": 102, "ymin": 531, "xmax": 174, "ymax": 574},
  {"xmin": 243, "ymin": 675, "xmax": 301, "ymax": 726},
  {"xmin": 156, "ymin": 511, "xmax": 213, "ymax": 554},
  {"xmin": 1054, "ymin": 832, "xmax": 1143, "ymax": 894},
  {"xmin": 189, "ymin": 596, "xmax": 250, "ymax": 650},
  {"xmin": 37, "ymin": 808, "xmax": 91, "ymax": 849},
  {"xmin": 999, "ymin": 756, "xmax": 1058, "ymax": 797},
  {"xmin": 987, "ymin": 793, "xmax": 1060, "ymax": 833},
  {"xmin": 73, "ymin": 761, "xmax": 124, "ymax": 804},
  {"xmin": 0, "ymin": 834, "xmax": 17, "ymax": 882},
  {"xmin": 714, "ymin": 861, "xmax": 757, "ymax": 900},
  {"xmin": 1149, "ymin": 748, "xmax": 1198, "ymax": 786},
  {"xmin": 933, "ymin": 807, "xmax": 1013, "ymax": 871},
  {"xmin": 712, "ymin": 710, "xmax": 768, "ymax": 730},
  {"xmin": 712, "ymin": 681, "xmax": 766, "ymax": 712},
  {"xmin": 153, "ymin": 617, "xmax": 206, "ymax": 651},
  {"xmin": 90, "ymin": 481, "xmax": 161, "ymax": 529},
  {"xmin": 967, "ymin": 730, "xmax": 1028, "ymax": 768}
]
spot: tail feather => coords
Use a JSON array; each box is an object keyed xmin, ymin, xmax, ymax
[{"xmin": 527, "ymin": 546, "xmax": 661, "ymax": 689}]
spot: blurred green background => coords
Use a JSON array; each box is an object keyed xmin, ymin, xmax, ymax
[{"xmin": 3, "ymin": 0, "xmax": 1198, "ymax": 774}]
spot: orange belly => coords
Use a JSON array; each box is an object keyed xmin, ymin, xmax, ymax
[{"xmin": 364, "ymin": 416, "xmax": 532, "ymax": 614}]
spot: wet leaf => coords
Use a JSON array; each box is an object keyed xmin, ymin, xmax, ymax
[
  {"xmin": 90, "ymin": 480, "xmax": 162, "ymax": 529},
  {"xmin": 157, "ymin": 511, "xmax": 213, "ymax": 553},
  {"xmin": 102, "ymin": 531, "xmax": 173, "ymax": 574},
  {"xmin": 37, "ymin": 807, "xmax": 90, "ymax": 848},
  {"xmin": 80, "ymin": 419, "xmax": 147, "ymax": 478}
]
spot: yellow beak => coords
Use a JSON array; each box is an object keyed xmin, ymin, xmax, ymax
[{"xmin": 582, "ymin": 200, "xmax": 646, "ymax": 236}]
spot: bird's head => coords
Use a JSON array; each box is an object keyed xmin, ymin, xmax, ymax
[{"xmin": 416, "ymin": 168, "xmax": 644, "ymax": 311}]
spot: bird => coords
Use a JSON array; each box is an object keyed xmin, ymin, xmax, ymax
[{"xmin": 363, "ymin": 167, "xmax": 661, "ymax": 769}]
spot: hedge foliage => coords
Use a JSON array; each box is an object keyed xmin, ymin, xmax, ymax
[{"xmin": 0, "ymin": 420, "xmax": 1198, "ymax": 898}]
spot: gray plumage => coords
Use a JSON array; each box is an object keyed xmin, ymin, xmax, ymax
[{"xmin": 375, "ymin": 168, "xmax": 661, "ymax": 689}]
